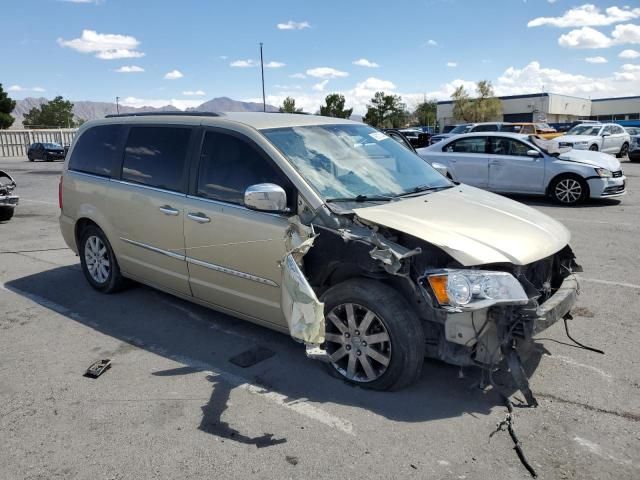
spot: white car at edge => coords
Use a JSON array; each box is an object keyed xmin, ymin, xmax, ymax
[
  {"xmin": 417, "ymin": 132, "xmax": 626, "ymax": 205},
  {"xmin": 557, "ymin": 123, "xmax": 630, "ymax": 157}
]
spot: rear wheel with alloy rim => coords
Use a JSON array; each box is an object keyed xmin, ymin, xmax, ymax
[
  {"xmin": 321, "ymin": 279, "xmax": 425, "ymax": 391},
  {"xmin": 550, "ymin": 175, "xmax": 589, "ymax": 205},
  {"xmin": 79, "ymin": 225, "xmax": 127, "ymax": 293},
  {"xmin": 617, "ymin": 142, "xmax": 629, "ymax": 158}
]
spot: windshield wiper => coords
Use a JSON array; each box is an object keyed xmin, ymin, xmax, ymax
[
  {"xmin": 397, "ymin": 184, "xmax": 453, "ymax": 198},
  {"xmin": 326, "ymin": 194, "xmax": 394, "ymax": 203}
]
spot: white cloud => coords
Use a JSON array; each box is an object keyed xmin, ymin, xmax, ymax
[
  {"xmin": 164, "ymin": 69, "xmax": 183, "ymax": 80},
  {"xmin": 289, "ymin": 73, "xmax": 306, "ymax": 79},
  {"xmin": 115, "ymin": 65, "xmax": 144, "ymax": 73},
  {"xmin": 306, "ymin": 67, "xmax": 349, "ymax": 78},
  {"xmin": 230, "ymin": 59, "xmax": 257, "ymax": 68},
  {"xmin": 559, "ymin": 23, "xmax": 640, "ymax": 48},
  {"xmin": 558, "ymin": 26, "xmax": 612, "ymax": 48},
  {"xmin": 620, "ymin": 63, "xmax": 640, "ymax": 71},
  {"xmin": 426, "ymin": 39, "xmax": 438, "ymax": 46},
  {"xmin": 353, "ymin": 58, "xmax": 380, "ymax": 68},
  {"xmin": 584, "ymin": 56, "xmax": 607, "ymax": 63},
  {"xmin": 312, "ymin": 80, "xmax": 329, "ymax": 92},
  {"xmin": 277, "ymin": 20, "xmax": 310, "ymax": 30},
  {"xmin": 119, "ymin": 97, "xmax": 202, "ymax": 110},
  {"xmin": 7, "ymin": 85, "xmax": 46, "ymax": 93},
  {"xmin": 547, "ymin": 0, "xmax": 557, "ymax": 4},
  {"xmin": 528, "ymin": 5, "xmax": 640, "ymax": 28},
  {"xmin": 446, "ymin": 62, "xmax": 458, "ymax": 67},
  {"xmin": 58, "ymin": 29, "xmax": 144, "ymax": 59},
  {"xmin": 182, "ymin": 90, "xmax": 206, "ymax": 96},
  {"xmin": 619, "ymin": 48, "xmax": 640, "ymax": 58},
  {"xmin": 264, "ymin": 61, "xmax": 286, "ymax": 68}
]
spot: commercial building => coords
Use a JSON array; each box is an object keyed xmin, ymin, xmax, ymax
[{"xmin": 436, "ymin": 93, "xmax": 640, "ymax": 128}]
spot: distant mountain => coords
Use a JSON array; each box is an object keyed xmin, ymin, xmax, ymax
[
  {"xmin": 10, "ymin": 96, "xmax": 279, "ymax": 128},
  {"xmin": 190, "ymin": 96, "xmax": 279, "ymax": 113}
]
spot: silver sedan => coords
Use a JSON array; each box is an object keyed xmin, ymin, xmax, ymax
[{"xmin": 417, "ymin": 132, "xmax": 626, "ymax": 205}]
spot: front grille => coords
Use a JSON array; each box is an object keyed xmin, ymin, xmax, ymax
[
  {"xmin": 559, "ymin": 142, "xmax": 573, "ymax": 148},
  {"xmin": 612, "ymin": 170, "xmax": 623, "ymax": 178}
]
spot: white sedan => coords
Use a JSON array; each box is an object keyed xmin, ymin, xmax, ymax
[
  {"xmin": 557, "ymin": 123, "xmax": 630, "ymax": 157},
  {"xmin": 417, "ymin": 132, "xmax": 626, "ymax": 205}
]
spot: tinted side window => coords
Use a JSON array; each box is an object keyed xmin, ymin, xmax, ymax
[
  {"xmin": 122, "ymin": 126, "xmax": 191, "ymax": 192},
  {"xmin": 444, "ymin": 137, "xmax": 488, "ymax": 154},
  {"xmin": 197, "ymin": 131, "xmax": 291, "ymax": 206},
  {"xmin": 472, "ymin": 124, "xmax": 498, "ymax": 132},
  {"xmin": 491, "ymin": 137, "xmax": 531, "ymax": 156},
  {"xmin": 68, "ymin": 125, "xmax": 121, "ymax": 177}
]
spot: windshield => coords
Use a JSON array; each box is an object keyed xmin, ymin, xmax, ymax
[
  {"xmin": 626, "ymin": 127, "xmax": 639, "ymax": 135},
  {"xmin": 566, "ymin": 125, "xmax": 602, "ymax": 136},
  {"xmin": 450, "ymin": 124, "xmax": 471, "ymax": 134},
  {"xmin": 529, "ymin": 136, "xmax": 571, "ymax": 156},
  {"xmin": 535, "ymin": 123, "xmax": 553, "ymax": 130},
  {"xmin": 43, "ymin": 143, "xmax": 62, "ymax": 148},
  {"xmin": 263, "ymin": 124, "xmax": 451, "ymax": 201}
]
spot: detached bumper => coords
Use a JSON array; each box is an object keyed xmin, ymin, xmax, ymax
[
  {"xmin": 533, "ymin": 274, "xmax": 579, "ymax": 334},
  {"xmin": 0, "ymin": 195, "xmax": 19, "ymax": 208}
]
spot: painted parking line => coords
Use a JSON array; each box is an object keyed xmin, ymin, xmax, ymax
[
  {"xmin": 19, "ymin": 198, "xmax": 58, "ymax": 206},
  {"xmin": 0, "ymin": 282, "xmax": 355, "ymax": 436},
  {"xmin": 580, "ymin": 277, "xmax": 640, "ymax": 290}
]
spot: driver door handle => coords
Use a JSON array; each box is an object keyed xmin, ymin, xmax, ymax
[{"xmin": 187, "ymin": 212, "xmax": 211, "ymax": 223}]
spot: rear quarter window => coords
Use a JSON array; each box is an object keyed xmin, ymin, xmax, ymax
[{"xmin": 68, "ymin": 125, "xmax": 122, "ymax": 177}]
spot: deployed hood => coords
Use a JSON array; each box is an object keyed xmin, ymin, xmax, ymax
[
  {"xmin": 557, "ymin": 149, "xmax": 621, "ymax": 171},
  {"xmin": 353, "ymin": 185, "xmax": 570, "ymax": 266}
]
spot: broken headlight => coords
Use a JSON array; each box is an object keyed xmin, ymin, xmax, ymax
[{"xmin": 425, "ymin": 270, "xmax": 528, "ymax": 310}]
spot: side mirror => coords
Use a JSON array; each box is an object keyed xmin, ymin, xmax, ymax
[
  {"xmin": 526, "ymin": 149, "xmax": 541, "ymax": 157},
  {"xmin": 431, "ymin": 162, "xmax": 449, "ymax": 178},
  {"xmin": 601, "ymin": 132, "xmax": 611, "ymax": 137},
  {"xmin": 244, "ymin": 183, "xmax": 288, "ymax": 213}
]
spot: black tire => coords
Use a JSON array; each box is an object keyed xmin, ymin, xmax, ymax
[
  {"xmin": 0, "ymin": 208, "xmax": 14, "ymax": 222},
  {"xmin": 79, "ymin": 225, "xmax": 127, "ymax": 293},
  {"xmin": 321, "ymin": 278, "xmax": 425, "ymax": 391},
  {"xmin": 549, "ymin": 174, "xmax": 589, "ymax": 205},
  {"xmin": 617, "ymin": 142, "xmax": 629, "ymax": 159},
  {"xmin": 45, "ymin": 154, "xmax": 53, "ymax": 162},
  {"xmin": 589, "ymin": 144, "xmax": 598, "ymax": 151}
]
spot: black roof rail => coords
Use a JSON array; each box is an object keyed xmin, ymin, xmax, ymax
[{"xmin": 105, "ymin": 111, "xmax": 222, "ymax": 118}]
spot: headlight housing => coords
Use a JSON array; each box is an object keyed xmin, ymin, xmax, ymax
[
  {"xmin": 595, "ymin": 167, "xmax": 612, "ymax": 178},
  {"xmin": 424, "ymin": 269, "xmax": 528, "ymax": 311}
]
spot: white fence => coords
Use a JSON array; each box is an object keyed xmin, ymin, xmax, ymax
[{"xmin": 0, "ymin": 129, "xmax": 78, "ymax": 157}]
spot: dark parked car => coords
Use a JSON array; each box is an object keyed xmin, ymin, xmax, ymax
[
  {"xmin": 398, "ymin": 128, "xmax": 431, "ymax": 148},
  {"xmin": 0, "ymin": 170, "xmax": 19, "ymax": 222},
  {"xmin": 27, "ymin": 142, "xmax": 66, "ymax": 162},
  {"xmin": 626, "ymin": 126, "xmax": 640, "ymax": 162}
]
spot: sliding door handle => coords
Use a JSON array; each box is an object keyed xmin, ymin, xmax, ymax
[
  {"xmin": 159, "ymin": 205, "xmax": 180, "ymax": 216},
  {"xmin": 187, "ymin": 212, "xmax": 211, "ymax": 223}
]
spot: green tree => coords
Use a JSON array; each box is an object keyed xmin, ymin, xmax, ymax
[
  {"xmin": 0, "ymin": 84, "xmax": 16, "ymax": 129},
  {"xmin": 451, "ymin": 85, "xmax": 473, "ymax": 122},
  {"xmin": 23, "ymin": 96, "xmax": 78, "ymax": 128},
  {"xmin": 412, "ymin": 99, "xmax": 437, "ymax": 126},
  {"xmin": 451, "ymin": 81, "xmax": 502, "ymax": 123},
  {"xmin": 363, "ymin": 92, "xmax": 407, "ymax": 128},
  {"xmin": 279, "ymin": 96, "xmax": 303, "ymax": 113},
  {"xmin": 319, "ymin": 93, "xmax": 353, "ymax": 118}
]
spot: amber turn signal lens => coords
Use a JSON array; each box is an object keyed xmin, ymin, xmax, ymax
[{"xmin": 428, "ymin": 274, "xmax": 450, "ymax": 305}]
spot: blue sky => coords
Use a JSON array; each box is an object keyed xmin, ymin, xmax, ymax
[{"xmin": 3, "ymin": 0, "xmax": 639, "ymax": 113}]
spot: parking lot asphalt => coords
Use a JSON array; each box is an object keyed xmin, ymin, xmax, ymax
[{"xmin": 1, "ymin": 156, "xmax": 639, "ymax": 480}]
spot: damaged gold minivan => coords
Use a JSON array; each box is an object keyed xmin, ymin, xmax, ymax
[{"xmin": 59, "ymin": 112, "xmax": 581, "ymax": 394}]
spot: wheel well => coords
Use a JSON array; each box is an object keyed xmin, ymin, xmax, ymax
[
  {"xmin": 74, "ymin": 218, "xmax": 100, "ymax": 249},
  {"xmin": 546, "ymin": 172, "xmax": 590, "ymax": 197}
]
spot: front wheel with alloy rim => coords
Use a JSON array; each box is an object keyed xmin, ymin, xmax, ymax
[
  {"xmin": 79, "ymin": 225, "xmax": 127, "ymax": 293},
  {"xmin": 589, "ymin": 144, "xmax": 599, "ymax": 151},
  {"xmin": 550, "ymin": 175, "xmax": 589, "ymax": 205},
  {"xmin": 321, "ymin": 279, "xmax": 425, "ymax": 391}
]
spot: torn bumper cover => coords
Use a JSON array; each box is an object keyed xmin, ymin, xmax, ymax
[{"xmin": 532, "ymin": 274, "xmax": 579, "ymax": 334}]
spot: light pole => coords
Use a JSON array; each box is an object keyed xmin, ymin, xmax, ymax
[
  {"xmin": 259, "ymin": 43, "xmax": 266, "ymax": 112},
  {"xmin": 115, "ymin": 96, "xmax": 120, "ymax": 115}
]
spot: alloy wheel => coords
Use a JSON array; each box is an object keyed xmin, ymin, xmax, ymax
[
  {"xmin": 324, "ymin": 303, "xmax": 392, "ymax": 383},
  {"xmin": 555, "ymin": 178, "xmax": 582, "ymax": 204},
  {"xmin": 84, "ymin": 235, "xmax": 111, "ymax": 284}
]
